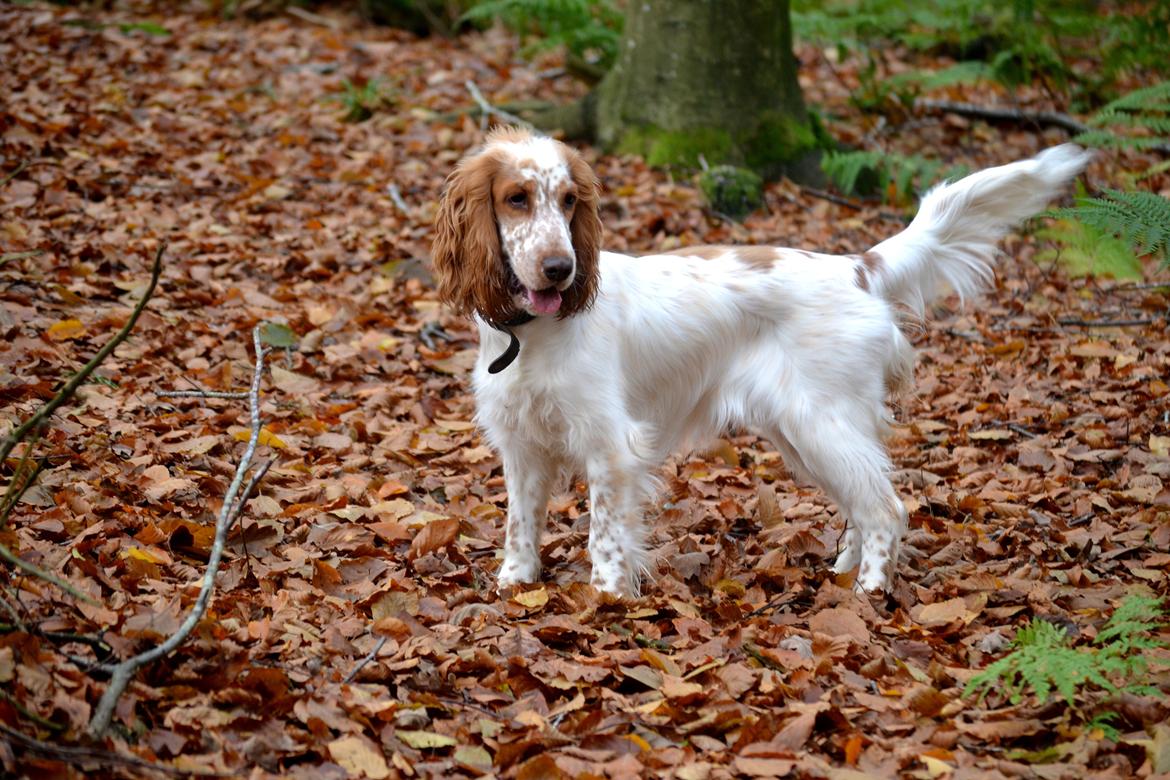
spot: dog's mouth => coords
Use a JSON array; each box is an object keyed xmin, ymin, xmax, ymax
[{"xmin": 504, "ymin": 263, "xmax": 564, "ymax": 316}]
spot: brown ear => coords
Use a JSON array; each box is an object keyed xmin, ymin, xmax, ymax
[
  {"xmin": 561, "ymin": 148, "xmax": 603, "ymax": 318},
  {"xmin": 431, "ymin": 151, "xmax": 512, "ymax": 321}
]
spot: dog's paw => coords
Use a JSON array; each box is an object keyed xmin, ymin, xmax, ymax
[{"xmin": 496, "ymin": 556, "xmax": 541, "ymax": 589}]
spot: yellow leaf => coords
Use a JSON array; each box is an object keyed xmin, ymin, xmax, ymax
[
  {"xmin": 435, "ymin": 418, "xmax": 476, "ymax": 432},
  {"xmin": 453, "ymin": 745, "xmax": 492, "ymax": 770},
  {"xmin": 232, "ymin": 427, "xmax": 285, "ymax": 449},
  {"xmin": 328, "ymin": 735, "xmax": 390, "ymax": 779},
  {"xmin": 969, "ymin": 429, "xmax": 1013, "ymax": 440},
  {"xmin": 624, "ymin": 733, "xmax": 652, "ymax": 752},
  {"xmin": 920, "ymin": 755, "xmax": 952, "ymax": 777},
  {"xmin": 125, "ymin": 546, "xmax": 168, "ymax": 564},
  {"xmin": 1150, "ymin": 435, "xmax": 1170, "ymax": 458},
  {"xmin": 47, "ymin": 318, "xmax": 86, "ymax": 341},
  {"xmin": 396, "ymin": 730, "xmax": 457, "ymax": 750},
  {"xmin": 512, "ymin": 587, "xmax": 549, "ymax": 609}
]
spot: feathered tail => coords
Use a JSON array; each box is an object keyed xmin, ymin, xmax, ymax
[{"xmin": 863, "ymin": 144, "xmax": 1092, "ymax": 316}]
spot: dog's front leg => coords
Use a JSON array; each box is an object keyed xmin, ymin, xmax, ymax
[
  {"xmin": 586, "ymin": 452, "xmax": 648, "ymax": 598},
  {"xmin": 497, "ymin": 446, "xmax": 556, "ymax": 589}
]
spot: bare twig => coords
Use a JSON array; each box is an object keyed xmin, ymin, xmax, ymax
[
  {"xmin": 387, "ymin": 183, "xmax": 410, "ymax": 215},
  {"xmin": 88, "ymin": 326, "xmax": 270, "ymax": 737},
  {"xmin": 945, "ymin": 328, "xmax": 985, "ymax": 343},
  {"xmin": 285, "ymin": 4, "xmax": 339, "ymax": 28},
  {"xmin": 343, "ymin": 635, "xmax": 389, "ymax": 684},
  {"xmin": 0, "ymin": 246, "xmax": 163, "ymax": 607},
  {"xmin": 0, "ymin": 544, "xmax": 97, "ymax": 605},
  {"xmin": 0, "ymin": 244, "xmax": 164, "ymax": 467},
  {"xmin": 464, "ymin": 81, "xmax": 532, "ymax": 130},
  {"xmin": 1062, "ymin": 318, "xmax": 1160, "ymax": 327},
  {"xmin": 798, "ymin": 185, "xmax": 910, "ymax": 224},
  {"xmin": 0, "ymin": 423, "xmax": 46, "ymax": 528},
  {"xmin": 158, "ymin": 389, "xmax": 249, "ymax": 400},
  {"xmin": 0, "ymin": 722, "xmax": 223, "ymax": 777},
  {"xmin": 916, "ymin": 98, "xmax": 1170, "ymax": 155},
  {"xmin": 0, "ymin": 160, "xmax": 29, "ymax": 188}
]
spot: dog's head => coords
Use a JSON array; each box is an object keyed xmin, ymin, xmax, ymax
[{"xmin": 432, "ymin": 127, "xmax": 602, "ymax": 323}]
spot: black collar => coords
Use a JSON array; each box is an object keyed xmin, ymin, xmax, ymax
[{"xmin": 486, "ymin": 312, "xmax": 536, "ymax": 374}]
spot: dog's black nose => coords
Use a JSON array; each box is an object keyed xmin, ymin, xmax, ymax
[{"xmin": 541, "ymin": 255, "xmax": 573, "ymax": 284}]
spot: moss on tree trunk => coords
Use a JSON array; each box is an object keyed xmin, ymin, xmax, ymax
[{"xmin": 592, "ymin": 0, "xmax": 819, "ymax": 182}]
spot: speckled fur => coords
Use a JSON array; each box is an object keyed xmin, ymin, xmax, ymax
[{"xmin": 433, "ymin": 130, "xmax": 1091, "ymax": 598}]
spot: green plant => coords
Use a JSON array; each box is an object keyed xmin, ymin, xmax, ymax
[
  {"xmin": 965, "ymin": 594, "xmax": 1169, "ymax": 707},
  {"xmin": 330, "ymin": 78, "xmax": 398, "ymax": 123},
  {"xmin": 1053, "ymin": 189, "xmax": 1170, "ymax": 263},
  {"xmin": 462, "ymin": 0, "xmax": 623, "ymax": 74},
  {"xmin": 792, "ymin": 0, "xmax": 1170, "ymax": 110},
  {"xmin": 821, "ymin": 149, "xmax": 968, "ymax": 207},
  {"xmin": 1075, "ymin": 80, "xmax": 1170, "ymax": 154}
]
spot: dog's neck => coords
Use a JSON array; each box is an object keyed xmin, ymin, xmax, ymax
[{"xmin": 483, "ymin": 311, "xmax": 537, "ymax": 374}]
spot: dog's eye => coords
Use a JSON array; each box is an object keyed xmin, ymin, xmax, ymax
[
  {"xmin": 507, "ymin": 192, "xmax": 528, "ymax": 209},
  {"xmin": 563, "ymin": 193, "xmax": 577, "ymax": 209}
]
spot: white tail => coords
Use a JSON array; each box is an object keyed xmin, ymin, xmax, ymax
[{"xmin": 865, "ymin": 144, "xmax": 1092, "ymax": 316}]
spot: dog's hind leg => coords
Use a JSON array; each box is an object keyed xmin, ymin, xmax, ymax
[{"xmin": 766, "ymin": 406, "xmax": 907, "ymax": 592}]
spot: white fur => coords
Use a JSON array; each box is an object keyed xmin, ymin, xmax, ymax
[{"xmin": 462, "ymin": 139, "xmax": 1091, "ymax": 597}]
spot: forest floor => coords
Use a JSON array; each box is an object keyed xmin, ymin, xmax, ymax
[{"xmin": 2, "ymin": 3, "xmax": 1169, "ymax": 779}]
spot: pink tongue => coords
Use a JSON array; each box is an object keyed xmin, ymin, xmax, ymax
[{"xmin": 528, "ymin": 287, "xmax": 562, "ymax": 315}]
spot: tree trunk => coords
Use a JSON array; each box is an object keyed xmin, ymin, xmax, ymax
[{"xmin": 592, "ymin": 0, "xmax": 819, "ymax": 182}]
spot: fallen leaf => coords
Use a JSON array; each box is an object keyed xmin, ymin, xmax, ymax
[
  {"xmin": 46, "ymin": 318, "xmax": 86, "ymax": 340},
  {"xmin": 328, "ymin": 734, "xmax": 390, "ymax": 779}
]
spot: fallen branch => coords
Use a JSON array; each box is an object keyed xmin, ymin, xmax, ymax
[
  {"xmin": 0, "ymin": 245, "xmax": 163, "ymax": 606},
  {"xmin": 387, "ymin": 183, "xmax": 410, "ymax": 216},
  {"xmin": 916, "ymin": 98, "xmax": 1170, "ymax": 155},
  {"xmin": 343, "ymin": 635, "xmax": 388, "ymax": 684},
  {"xmin": 1057, "ymin": 317, "xmax": 1160, "ymax": 328},
  {"xmin": 284, "ymin": 5, "xmax": 339, "ymax": 29},
  {"xmin": 88, "ymin": 326, "xmax": 271, "ymax": 737},
  {"xmin": 0, "ymin": 244, "xmax": 164, "ymax": 466},
  {"xmin": 464, "ymin": 81, "xmax": 532, "ymax": 131},
  {"xmin": 0, "ymin": 722, "xmax": 221, "ymax": 777},
  {"xmin": 798, "ymin": 185, "xmax": 910, "ymax": 224},
  {"xmin": 157, "ymin": 389, "xmax": 249, "ymax": 400}
]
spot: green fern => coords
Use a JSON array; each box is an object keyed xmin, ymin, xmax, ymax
[
  {"xmin": 965, "ymin": 595, "xmax": 1169, "ymax": 707},
  {"xmin": 1053, "ymin": 189, "xmax": 1170, "ymax": 262},
  {"xmin": 462, "ymin": 0, "xmax": 622, "ymax": 71},
  {"xmin": 1076, "ymin": 80, "xmax": 1170, "ymax": 152},
  {"xmin": 821, "ymin": 149, "xmax": 968, "ymax": 207},
  {"xmin": 1035, "ymin": 219, "xmax": 1144, "ymax": 280}
]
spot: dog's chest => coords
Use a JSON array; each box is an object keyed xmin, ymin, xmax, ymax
[{"xmin": 475, "ymin": 371, "xmax": 602, "ymax": 452}]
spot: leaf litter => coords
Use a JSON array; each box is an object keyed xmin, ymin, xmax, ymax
[{"xmin": 1, "ymin": 3, "xmax": 1169, "ymax": 778}]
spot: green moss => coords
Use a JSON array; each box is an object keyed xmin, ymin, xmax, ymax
[
  {"xmin": 617, "ymin": 126, "xmax": 734, "ymax": 168},
  {"xmin": 614, "ymin": 111, "xmax": 819, "ymax": 178},
  {"xmin": 698, "ymin": 165, "xmax": 764, "ymax": 219},
  {"xmin": 741, "ymin": 110, "xmax": 819, "ymax": 177}
]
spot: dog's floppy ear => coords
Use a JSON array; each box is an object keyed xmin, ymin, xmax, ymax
[
  {"xmin": 560, "ymin": 145, "xmax": 602, "ymax": 318},
  {"xmin": 431, "ymin": 150, "xmax": 513, "ymax": 322}
]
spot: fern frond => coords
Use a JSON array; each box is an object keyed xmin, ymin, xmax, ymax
[
  {"xmin": 821, "ymin": 149, "xmax": 967, "ymax": 206},
  {"xmin": 1054, "ymin": 189, "xmax": 1170, "ymax": 260}
]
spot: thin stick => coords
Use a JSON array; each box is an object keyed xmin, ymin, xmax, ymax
[
  {"xmin": 285, "ymin": 4, "xmax": 339, "ymax": 28},
  {"xmin": 0, "ymin": 722, "xmax": 222, "ymax": 777},
  {"xmin": 916, "ymin": 98, "xmax": 1170, "ymax": 155},
  {"xmin": 158, "ymin": 390, "xmax": 249, "ymax": 400},
  {"xmin": 0, "ymin": 160, "xmax": 28, "ymax": 188},
  {"xmin": 387, "ymin": 183, "xmax": 410, "ymax": 215},
  {"xmin": 88, "ymin": 326, "xmax": 270, "ymax": 737},
  {"xmin": 0, "ymin": 244, "xmax": 164, "ymax": 467},
  {"xmin": 0, "ymin": 544, "xmax": 98, "ymax": 605},
  {"xmin": 343, "ymin": 635, "xmax": 389, "ymax": 684},
  {"xmin": 464, "ymin": 81, "xmax": 532, "ymax": 130},
  {"xmin": 1057, "ymin": 317, "xmax": 1159, "ymax": 327}
]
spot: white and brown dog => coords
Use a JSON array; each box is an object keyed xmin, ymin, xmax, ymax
[{"xmin": 432, "ymin": 126, "xmax": 1090, "ymax": 597}]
